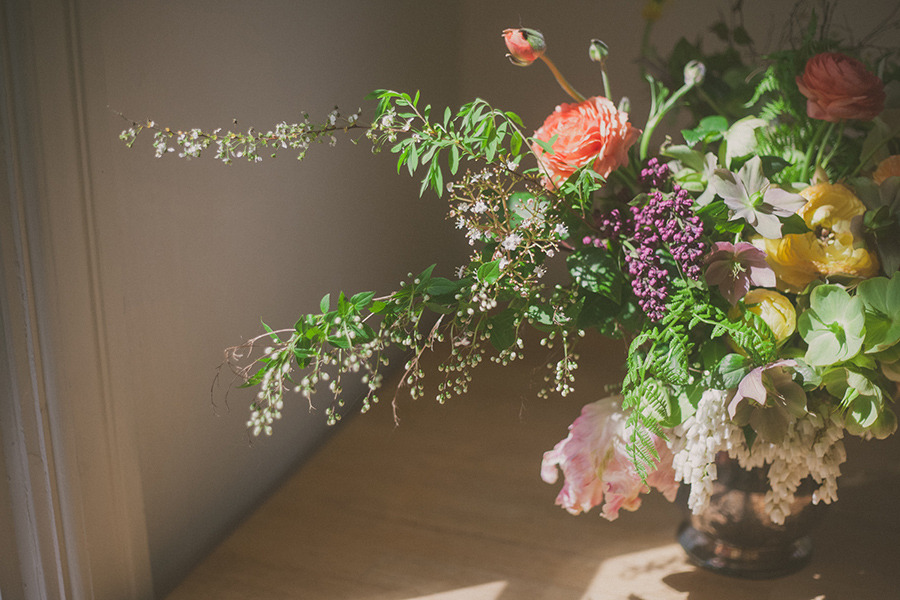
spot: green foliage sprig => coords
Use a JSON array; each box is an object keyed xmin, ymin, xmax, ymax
[
  {"xmin": 622, "ymin": 283, "xmax": 778, "ymax": 477},
  {"xmin": 147, "ymin": 91, "xmax": 616, "ymax": 433}
]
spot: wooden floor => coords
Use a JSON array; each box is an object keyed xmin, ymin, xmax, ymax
[{"xmin": 167, "ymin": 337, "xmax": 900, "ymax": 599}]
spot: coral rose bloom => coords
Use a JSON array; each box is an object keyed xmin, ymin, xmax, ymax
[
  {"xmin": 532, "ymin": 96, "xmax": 640, "ymax": 188},
  {"xmin": 757, "ymin": 183, "xmax": 879, "ymax": 291},
  {"xmin": 796, "ymin": 52, "xmax": 885, "ymax": 122}
]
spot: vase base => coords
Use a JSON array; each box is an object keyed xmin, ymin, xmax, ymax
[{"xmin": 677, "ymin": 521, "xmax": 813, "ymax": 579}]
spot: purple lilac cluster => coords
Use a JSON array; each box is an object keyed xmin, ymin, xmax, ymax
[
  {"xmin": 588, "ymin": 182, "xmax": 706, "ymax": 322},
  {"xmin": 642, "ymin": 187, "xmax": 707, "ymax": 280},
  {"xmin": 640, "ymin": 157, "xmax": 670, "ymax": 189}
]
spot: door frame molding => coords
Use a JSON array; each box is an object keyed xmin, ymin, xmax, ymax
[{"xmin": 0, "ymin": 1, "xmax": 153, "ymax": 597}]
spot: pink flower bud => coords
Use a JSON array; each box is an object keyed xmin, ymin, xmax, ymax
[{"xmin": 502, "ymin": 28, "xmax": 545, "ymax": 67}]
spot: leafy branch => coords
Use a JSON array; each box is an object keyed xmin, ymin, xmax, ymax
[{"xmin": 622, "ymin": 283, "xmax": 777, "ymax": 478}]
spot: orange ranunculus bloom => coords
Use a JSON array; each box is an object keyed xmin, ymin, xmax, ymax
[
  {"xmin": 796, "ymin": 52, "xmax": 885, "ymax": 122},
  {"xmin": 757, "ymin": 183, "xmax": 879, "ymax": 291},
  {"xmin": 873, "ymin": 155, "xmax": 900, "ymax": 184},
  {"xmin": 532, "ymin": 96, "xmax": 640, "ymax": 189}
]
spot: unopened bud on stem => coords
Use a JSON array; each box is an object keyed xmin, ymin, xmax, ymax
[
  {"xmin": 683, "ymin": 60, "xmax": 706, "ymax": 87},
  {"xmin": 502, "ymin": 28, "xmax": 546, "ymax": 67},
  {"xmin": 589, "ymin": 39, "xmax": 609, "ymax": 65}
]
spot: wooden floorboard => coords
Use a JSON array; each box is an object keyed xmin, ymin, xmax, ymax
[{"xmin": 166, "ymin": 337, "xmax": 900, "ymax": 599}]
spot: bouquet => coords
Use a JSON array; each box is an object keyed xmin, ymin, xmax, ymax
[{"xmin": 120, "ymin": 1, "xmax": 900, "ymax": 526}]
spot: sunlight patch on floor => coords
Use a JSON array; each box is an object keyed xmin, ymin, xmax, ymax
[
  {"xmin": 580, "ymin": 543, "xmax": 689, "ymax": 600},
  {"xmin": 405, "ymin": 581, "xmax": 508, "ymax": 600}
]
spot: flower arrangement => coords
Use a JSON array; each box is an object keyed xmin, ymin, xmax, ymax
[{"xmin": 120, "ymin": 2, "xmax": 900, "ymax": 526}]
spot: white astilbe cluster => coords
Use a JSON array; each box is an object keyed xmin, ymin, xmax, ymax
[{"xmin": 669, "ymin": 389, "xmax": 847, "ymax": 525}]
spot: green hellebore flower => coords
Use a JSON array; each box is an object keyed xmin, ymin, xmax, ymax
[{"xmin": 798, "ymin": 284, "xmax": 866, "ymax": 366}]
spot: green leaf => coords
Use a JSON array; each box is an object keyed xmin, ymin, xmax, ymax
[
  {"xmin": 566, "ymin": 247, "xmax": 623, "ymax": 301},
  {"xmin": 509, "ymin": 131, "xmax": 523, "ymax": 156},
  {"xmin": 661, "ymin": 144, "xmax": 706, "ymax": 172},
  {"xmin": 533, "ymin": 136, "xmax": 556, "ymax": 155},
  {"xmin": 780, "ymin": 213, "xmax": 810, "ymax": 235},
  {"xmin": 714, "ymin": 353, "xmax": 751, "ymax": 390},
  {"xmin": 407, "ymin": 143, "xmax": 419, "ymax": 175},
  {"xmin": 525, "ymin": 301, "xmax": 555, "ymax": 330},
  {"xmin": 320, "ymin": 293, "xmax": 331, "ymax": 313},
  {"xmin": 349, "ymin": 291, "xmax": 375, "ymax": 308},
  {"xmin": 428, "ymin": 158, "xmax": 443, "ymax": 196},
  {"xmin": 503, "ymin": 110, "xmax": 524, "ymax": 127},
  {"xmin": 326, "ymin": 335, "xmax": 350, "ymax": 350},
  {"xmin": 681, "ymin": 115, "xmax": 728, "ymax": 147},
  {"xmin": 425, "ymin": 276, "xmax": 469, "ymax": 298},
  {"xmin": 476, "ymin": 260, "xmax": 501, "ymax": 285},
  {"xmin": 859, "ymin": 273, "xmax": 900, "ymax": 353},
  {"xmin": 488, "ymin": 309, "xmax": 518, "ymax": 351},
  {"xmin": 417, "ymin": 264, "xmax": 437, "ymax": 282},
  {"xmin": 396, "ymin": 145, "xmax": 410, "ymax": 174},
  {"xmin": 448, "ymin": 145, "xmax": 460, "ymax": 175}
]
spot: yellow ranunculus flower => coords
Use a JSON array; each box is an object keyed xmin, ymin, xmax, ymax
[
  {"xmin": 757, "ymin": 183, "xmax": 879, "ymax": 291},
  {"xmin": 742, "ymin": 289, "xmax": 797, "ymax": 342}
]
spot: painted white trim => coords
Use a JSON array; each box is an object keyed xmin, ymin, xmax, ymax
[
  {"xmin": 0, "ymin": 0, "xmax": 153, "ymax": 597},
  {"xmin": 0, "ymin": 1, "xmax": 72, "ymax": 596}
]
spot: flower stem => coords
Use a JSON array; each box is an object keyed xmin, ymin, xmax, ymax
[
  {"xmin": 799, "ymin": 120, "xmax": 828, "ymax": 182},
  {"xmin": 813, "ymin": 121, "xmax": 837, "ymax": 174},
  {"xmin": 820, "ymin": 121, "xmax": 845, "ymax": 171},
  {"xmin": 539, "ymin": 55, "xmax": 586, "ymax": 103},
  {"xmin": 640, "ymin": 81, "xmax": 696, "ymax": 161},
  {"xmin": 601, "ymin": 66, "xmax": 613, "ymax": 100}
]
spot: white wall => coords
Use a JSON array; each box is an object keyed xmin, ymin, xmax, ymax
[
  {"xmin": 2, "ymin": 0, "xmax": 897, "ymax": 598},
  {"xmin": 4, "ymin": 0, "xmax": 465, "ymax": 596},
  {"xmin": 89, "ymin": 2, "xmax": 466, "ymax": 594}
]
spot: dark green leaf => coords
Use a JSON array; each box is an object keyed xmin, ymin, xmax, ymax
[
  {"xmin": 488, "ymin": 309, "xmax": 518, "ymax": 351},
  {"xmin": 566, "ymin": 247, "xmax": 623, "ymax": 301}
]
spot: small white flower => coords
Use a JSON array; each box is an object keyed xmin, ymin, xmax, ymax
[
  {"xmin": 502, "ymin": 233, "xmax": 522, "ymax": 251},
  {"xmin": 472, "ymin": 200, "xmax": 488, "ymax": 214}
]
